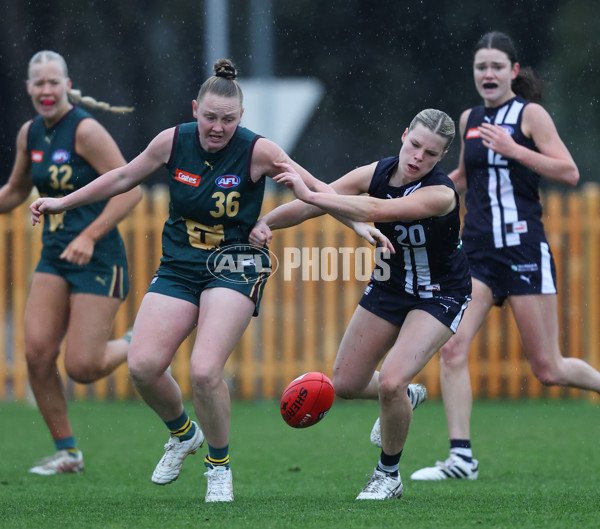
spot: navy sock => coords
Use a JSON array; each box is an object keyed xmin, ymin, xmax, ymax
[{"xmin": 377, "ymin": 449, "xmax": 402, "ymax": 477}]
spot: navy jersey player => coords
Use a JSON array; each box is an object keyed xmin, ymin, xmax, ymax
[
  {"xmin": 30, "ymin": 59, "xmax": 389, "ymax": 502},
  {"xmin": 0, "ymin": 50, "xmax": 141, "ymax": 475},
  {"xmin": 252, "ymin": 109, "xmax": 471, "ymax": 500},
  {"xmin": 409, "ymin": 31, "xmax": 600, "ymax": 482}
]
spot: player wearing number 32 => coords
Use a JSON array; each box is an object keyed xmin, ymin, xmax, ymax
[
  {"xmin": 30, "ymin": 58, "xmax": 389, "ymax": 502},
  {"xmin": 1, "ymin": 50, "xmax": 141, "ymax": 476},
  {"xmin": 251, "ymin": 109, "xmax": 472, "ymax": 500}
]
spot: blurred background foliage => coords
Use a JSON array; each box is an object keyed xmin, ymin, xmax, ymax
[{"xmin": 1, "ymin": 0, "xmax": 597, "ymax": 188}]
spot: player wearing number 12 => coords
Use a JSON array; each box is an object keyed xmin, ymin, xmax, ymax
[{"xmin": 30, "ymin": 58, "xmax": 389, "ymax": 502}]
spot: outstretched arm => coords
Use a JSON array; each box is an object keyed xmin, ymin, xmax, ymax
[
  {"xmin": 274, "ymin": 162, "xmax": 456, "ymax": 223},
  {"xmin": 249, "ymin": 145, "xmax": 393, "ymax": 252},
  {"xmin": 30, "ymin": 128, "xmax": 173, "ymax": 225}
]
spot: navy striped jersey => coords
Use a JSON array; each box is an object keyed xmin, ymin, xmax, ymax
[
  {"xmin": 462, "ymin": 96, "xmax": 546, "ymax": 249},
  {"xmin": 368, "ymin": 156, "xmax": 471, "ymax": 298},
  {"xmin": 160, "ymin": 123, "xmax": 265, "ymax": 270},
  {"xmin": 28, "ymin": 106, "xmax": 126, "ymax": 261}
]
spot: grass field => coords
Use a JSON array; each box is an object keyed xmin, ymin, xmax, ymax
[{"xmin": 1, "ymin": 397, "xmax": 599, "ymax": 529}]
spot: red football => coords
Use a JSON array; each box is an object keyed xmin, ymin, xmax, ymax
[{"xmin": 280, "ymin": 372, "xmax": 335, "ymax": 428}]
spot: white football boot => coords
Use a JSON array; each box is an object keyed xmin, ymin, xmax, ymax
[
  {"xmin": 410, "ymin": 453, "xmax": 479, "ymax": 481},
  {"xmin": 151, "ymin": 422, "xmax": 204, "ymax": 485},
  {"xmin": 356, "ymin": 468, "xmax": 403, "ymax": 500},
  {"xmin": 204, "ymin": 465, "xmax": 234, "ymax": 502},
  {"xmin": 29, "ymin": 450, "xmax": 84, "ymax": 475}
]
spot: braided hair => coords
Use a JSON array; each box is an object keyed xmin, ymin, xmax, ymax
[
  {"xmin": 28, "ymin": 50, "xmax": 134, "ymax": 114},
  {"xmin": 409, "ymin": 109, "xmax": 456, "ymax": 150}
]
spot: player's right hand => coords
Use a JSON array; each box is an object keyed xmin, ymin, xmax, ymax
[
  {"xmin": 30, "ymin": 197, "xmax": 65, "ymax": 226},
  {"xmin": 249, "ymin": 219, "xmax": 273, "ymax": 247}
]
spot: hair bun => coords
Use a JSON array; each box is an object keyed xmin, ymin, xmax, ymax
[{"xmin": 215, "ymin": 64, "xmax": 237, "ymax": 80}]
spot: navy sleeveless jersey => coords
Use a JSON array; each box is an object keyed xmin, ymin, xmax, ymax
[
  {"xmin": 368, "ymin": 156, "xmax": 471, "ymax": 298},
  {"xmin": 461, "ymin": 96, "xmax": 546, "ymax": 250},
  {"xmin": 161, "ymin": 123, "xmax": 265, "ymax": 270}
]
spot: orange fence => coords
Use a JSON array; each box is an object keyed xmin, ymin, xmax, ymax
[{"xmin": 1, "ymin": 185, "xmax": 600, "ymax": 402}]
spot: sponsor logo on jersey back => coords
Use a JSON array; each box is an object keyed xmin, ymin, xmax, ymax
[
  {"xmin": 175, "ymin": 169, "xmax": 201, "ymax": 187},
  {"xmin": 31, "ymin": 150, "xmax": 44, "ymax": 163}
]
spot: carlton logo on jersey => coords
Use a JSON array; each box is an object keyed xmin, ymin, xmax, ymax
[
  {"xmin": 215, "ymin": 175, "xmax": 241, "ymax": 188},
  {"xmin": 52, "ymin": 149, "xmax": 70, "ymax": 163},
  {"xmin": 174, "ymin": 169, "xmax": 201, "ymax": 187}
]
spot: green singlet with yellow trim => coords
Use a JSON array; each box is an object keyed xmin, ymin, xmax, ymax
[
  {"xmin": 28, "ymin": 106, "xmax": 129, "ymax": 298},
  {"xmin": 28, "ymin": 106, "xmax": 127, "ymax": 263},
  {"xmin": 161, "ymin": 123, "xmax": 266, "ymax": 273}
]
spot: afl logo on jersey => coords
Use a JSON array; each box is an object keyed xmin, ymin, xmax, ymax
[
  {"xmin": 52, "ymin": 149, "xmax": 70, "ymax": 163},
  {"xmin": 216, "ymin": 175, "xmax": 241, "ymax": 188},
  {"xmin": 500, "ymin": 125, "xmax": 514, "ymax": 135}
]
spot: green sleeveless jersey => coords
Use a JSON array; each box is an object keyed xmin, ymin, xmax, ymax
[
  {"xmin": 28, "ymin": 106, "xmax": 126, "ymax": 264},
  {"xmin": 161, "ymin": 123, "xmax": 265, "ymax": 271}
]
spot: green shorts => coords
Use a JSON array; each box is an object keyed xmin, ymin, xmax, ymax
[
  {"xmin": 35, "ymin": 255, "xmax": 129, "ymax": 299},
  {"xmin": 147, "ymin": 245, "xmax": 271, "ymax": 316}
]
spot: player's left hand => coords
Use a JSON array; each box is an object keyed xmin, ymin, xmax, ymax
[{"xmin": 273, "ymin": 162, "xmax": 312, "ymax": 201}]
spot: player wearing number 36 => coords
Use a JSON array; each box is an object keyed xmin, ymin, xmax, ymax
[{"xmin": 30, "ymin": 58, "xmax": 390, "ymax": 502}]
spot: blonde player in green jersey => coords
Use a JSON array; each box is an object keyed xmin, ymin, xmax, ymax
[{"xmin": 1, "ymin": 50, "xmax": 141, "ymax": 475}]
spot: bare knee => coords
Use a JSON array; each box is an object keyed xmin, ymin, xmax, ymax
[
  {"xmin": 190, "ymin": 365, "xmax": 222, "ymax": 397},
  {"xmin": 529, "ymin": 358, "xmax": 564, "ymax": 386},
  {"xmin": 128, "ymin": 354, "xmax": 164, "ymax": 389},
  {"xmin": 25, "ymin": 343, "xmax": 59, "ymax": 380},
  {"xmin": 440, "ymin": 337, "xmax": 469, "ymax": 371},
  {"xmin": 378, "ymin": 372, "xmax": 408, "ymax": 404},
  {"xmin": 332, "ymin": 372, "xmax": 363, "ymax": 400},
  {"xmin": 332, "ymin": 373, "xmax": 349, "ymax": 399},
  {"xmin": 65, "ymin": 356, "xmax": 105, "ymax": 384}
]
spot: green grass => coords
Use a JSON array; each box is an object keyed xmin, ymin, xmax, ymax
[{"xmin": 1, "ymin": 398, "xmax": 598, "ymax": 528}]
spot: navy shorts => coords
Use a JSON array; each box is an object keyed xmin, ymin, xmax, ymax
[
  {"xmin": 147, "ymin": 246, "xmax": 271, "ymax": 317},
  {"xmin": 465, "ymin": 241, "xmax": 557, "ymax": 306},
  {"xmin": 36, "ymin": 255, "xmax": 129, "ymax": 299},
  {"xmin": 358, "ymin": 280, "xmax": 471, "ymax": 333}
]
